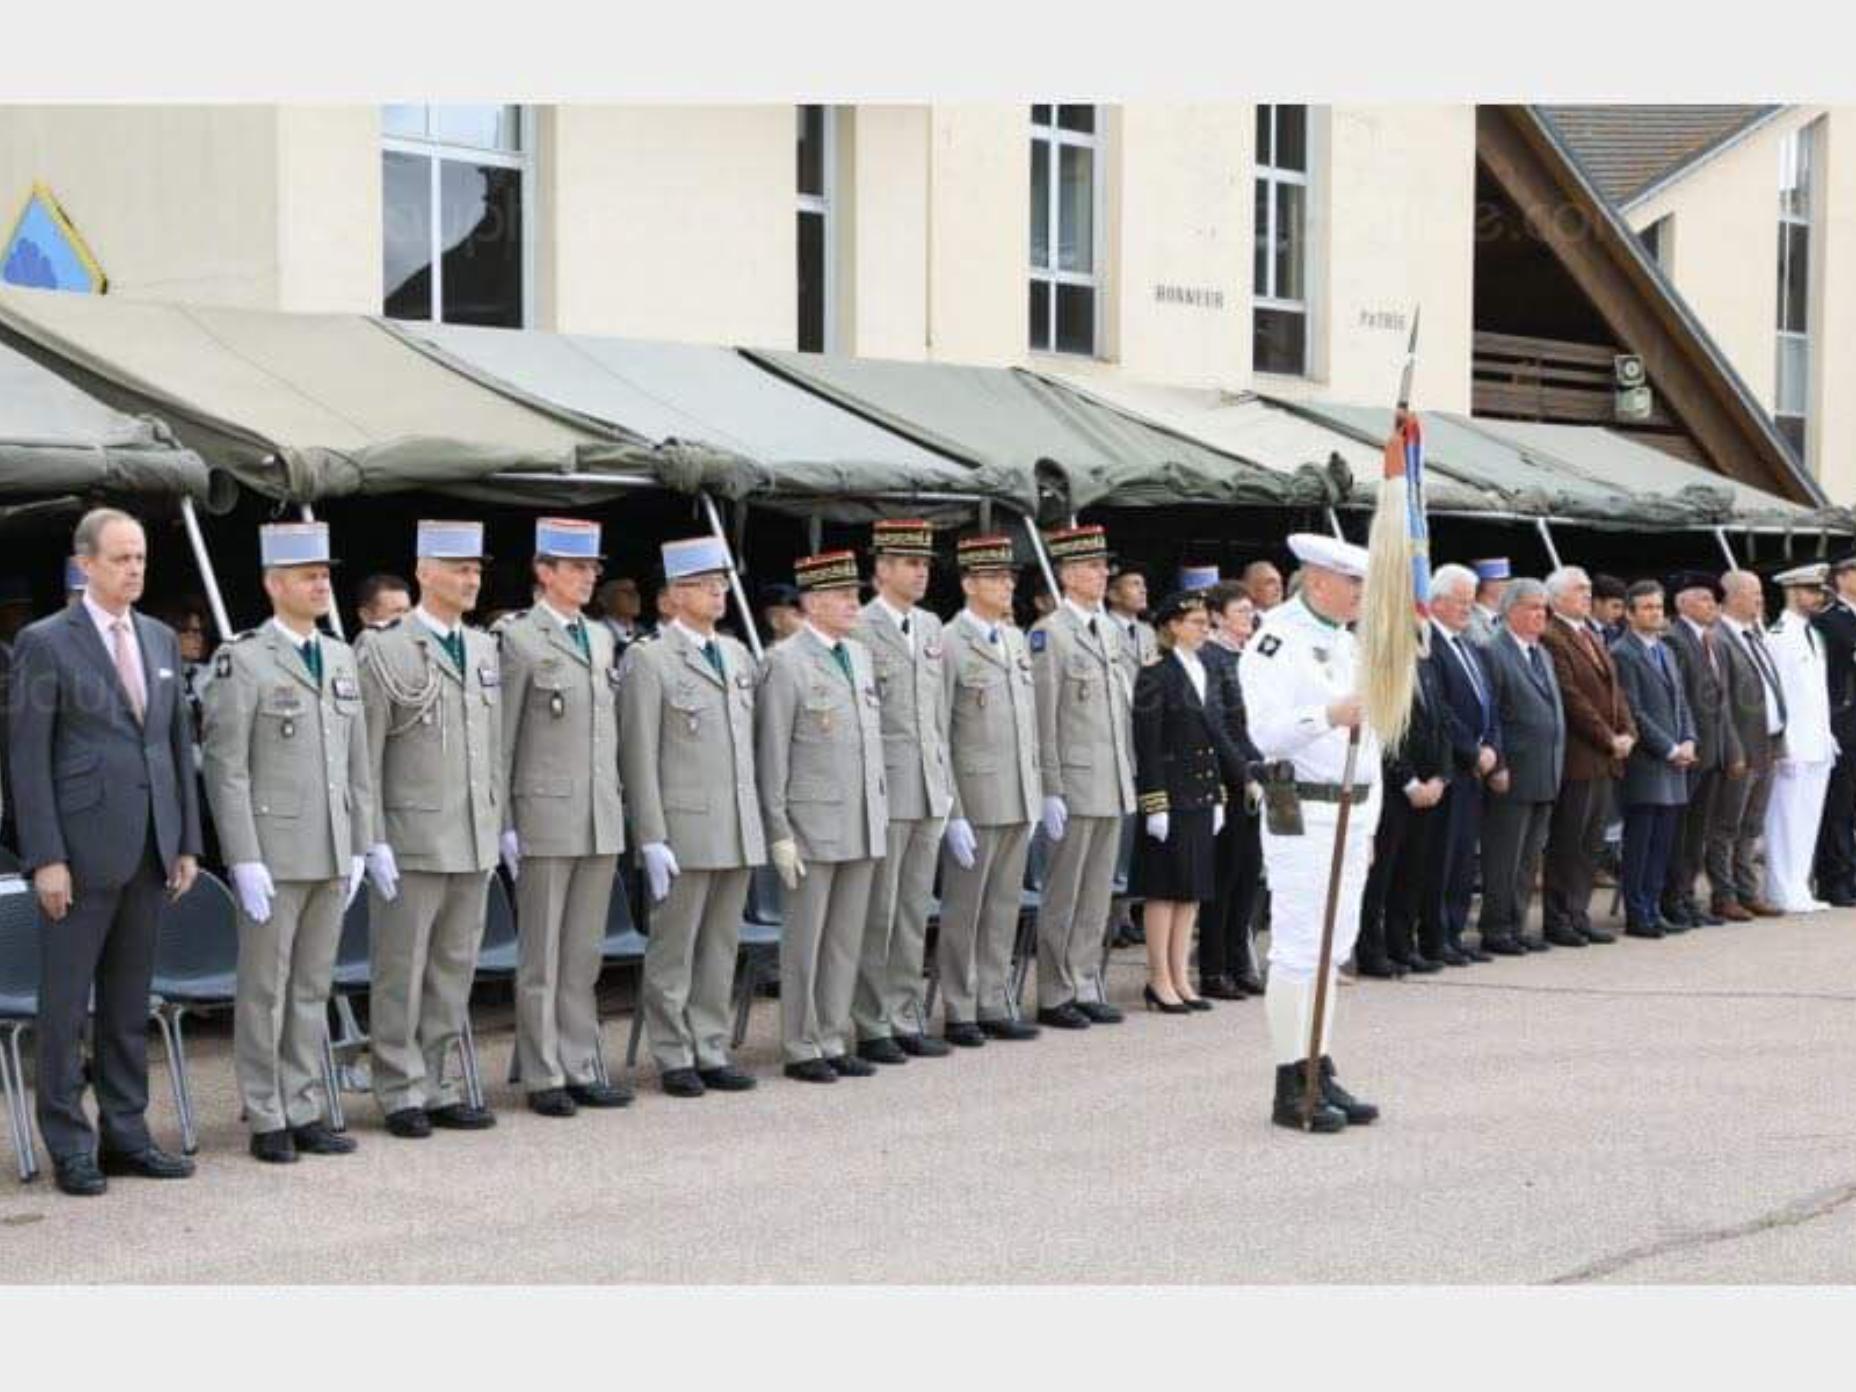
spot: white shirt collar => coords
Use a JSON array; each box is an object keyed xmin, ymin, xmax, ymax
[
  {"xmin": 82, "ymin": 589, "xmax": 133, "ymax": 635},
  {"xmin": 270, "ymin": 616, "xmax": 318, "ymax": 644},
  {"xmin": 412, "ymin": 605, "xmax": 458, "ymax": 641},
  {"xmin": 1681, "ymin": 615, "xmax": 1709, "ymax": 639},
  {"xmin": 875, "ymin": 595, "xmax": 914, "ymax": 631},
  {"xmin": 1632, "ymin": 628, "xmax": 1661, "ymax": 648},
  {"xmin": 536, "ymin": 598, "xmax": 582, "ymax": 631},
  {"xmin": 671, "ymin": 617, "xmax": 715, "ymax": 648},
  {"xmin": 805, "ymin": 621, "xmax": 843, "ymax": 651},
  {"xmin": 959, "ymin": 608, "xmax": 1001, "ymax": 641},
  {"xmin": 1063, "ymin": 597, "xmax": 1105, "ymax": 626},
  {"xmin": 1505, "ymin": 625, "xmax": 1538, "ymax": 650}
]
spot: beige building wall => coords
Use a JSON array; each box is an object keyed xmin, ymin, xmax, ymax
[
  {"xmin": 1813, "ymin": 109, "xmax": 1856, "ymax": 503},
  {"xmin": 924, "ymin": 104, "xmax": 1026, "ymax": 367},
  {"xmin": 276, "ymin": 106, "xmax": 380, "ymax": 314},
  {"xmin": 839, "ymin": 105, "xmax": 931, "ymax": 360}
]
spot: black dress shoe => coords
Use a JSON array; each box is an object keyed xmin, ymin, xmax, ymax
[
  {"xmin": 568, "ymin": 1079, "xmax": 636, "ymax": 1108},
  {"xmin": 384, "ymin": 1107, "xmax": 433, "ymax": 1138},
  {"xmin": 250, "ymin": 1128, "xmax": 300, "ymax": 1164},
  {"xmin": 1482, "ymin": 936, "xmax": 1525, "ymax": 956},
  {"xmin": 1519, "ymin": 936, "xmax": 1551, "ymax": 952},
  {"xmin": 1826, "ymin": 893, "xmax": 1856, "ymax": 909},
  {"xmin": 1405, "ymin": 952, "xmax": 1444, "ymax": 974},
  {"xmin": 1660, "ymin": 901, "xmax": 1696, "ymax": 927},
  {"xmin": 895, "ymin": 1033, "xmax": 951, "ymax": 1058},
  {"xmin": 1691, "ymin": 907, "xmax": 1725, "ymax": 926},
  {"xmin": 1319, "ymin": 1056, "xmax": 1379, "ymax": 1125},
  {"xmin": 856, "ymin": 1037, "xmax": 909, "ymax": 1066},
  {"xmin": 1658, "ymin": 915, "xmax": 1690, "ymax": 934},
  {"xmin": 1234, "ymin": 972, "xmax": 1266, "ymax": 996},
  {"xmin": 99, "ymin": 1145, "xmax": 195, "ymax": 1179},
  {"xmin": 1199, "ymin": 975, "xmax": 1247, "ymax": 1000},
  {"xmin": 695, "ymin": 1065, "xmax": 757, "ymax": 1092},
  {"xmin": 660, "ymin": 1067, "xmax": 707, "ymax": 1098},
  {"xmin": 979, "ymin": 1017, "xmax": 1041, "ymax": 1041},
  {"xmin": 783, "ymin": 1058, "xmax": 838, "ymax": 1084},
  {"xmin": 1433, "ymin": 945, "xmax": 1470, "ymax": 967},
  {"xmin": 1544, "ymin": 927, "xmax": 1589, "ymax": 948},
  {"xmin": 826, "ymin": 1053, "xmax": 876, "ymax": 1078},
  {"xmin": 527, "ymin": 1087, "xmax": 579, "ymax": 1118},
  {"xmin": 1580, "ymin": 925, "xmax": 1618, "ymax": 944},
  {"xmin": 427, "ymin": 1102, "xmax": 497, "ymax": 1130},
  {"xmin": 52, "ymin": 1153, "xmax": 107, "ymax": 1197},
  {"xmin": 1037, "ymin": 1002, "xmax": 1091, "ymax": 1030},
  {"xmin": 1354, "ymin": 956, "xmax": 1399, "ymax": 979},
  {"xmin": 1076, "ymin": 1000, "xmax": 1124, "ymax": 1024},
  {"xmin": 1624, "ymin": 919, "xmax": 1666, "ymax": 939},
  {"xmin": 291, "ymin": 1121, "xmax": 358, "ymax": 1155},
  {"xmin": 943, "ymin": 1021, "xmax": 988, "ymax": 1048}
]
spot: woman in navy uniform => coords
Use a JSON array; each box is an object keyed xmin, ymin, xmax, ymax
[{"xmin": 1130, "ymin": 591, "xmax": 1249, "ymax": 1013}]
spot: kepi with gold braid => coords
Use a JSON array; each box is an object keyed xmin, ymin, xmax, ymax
[
  {"xmin": 794, "ymin": 549, "xmax": 862, "ymax": 593},
  {"xmin": 870, "ymin": 518, "xmax": 935, "ymax": 558}
]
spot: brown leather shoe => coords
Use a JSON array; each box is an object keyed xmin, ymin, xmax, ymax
[
  {"xmin": 1713, "ymin": 901, "xmax": 1754, "ymax": 922},
  {"xmin": 1743, "ymin": 899, "xmax": 1785, "ymax": 918}
]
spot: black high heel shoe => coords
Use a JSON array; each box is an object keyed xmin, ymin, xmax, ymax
[
  {"xmin": 1143, "ymin": 984, "xmax": 1191, "ymax": 1015},
  {"xmin": 1179, "ymin": 994, "xmax": 1213, "ymax": 1012}
]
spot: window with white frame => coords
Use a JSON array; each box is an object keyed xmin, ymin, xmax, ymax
[
  {"xmin": 1029, "ymin": 104, "xmax": 1101, "ymax": 356},
  {"xmin": 1253, "ymin": 104, "xmax": 1309, "ymax": 376},
  {"xmin": 797, "ymin": 106, "xmax": 833, "ymax": 353},
  {"xmin": 1776, "ymin": 122, "xmax": 1817, "ymax": 463},
  {"xmin": 382, "ymin": 105, "xmax": 530, "ymax": 328},
  {"xmin": 1638, "ymin": 214, "xmax": 1673, "ymax": 272}
]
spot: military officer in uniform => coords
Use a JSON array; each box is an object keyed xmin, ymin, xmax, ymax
[
  {"xmin": 201, "ymin": 522, "xmax": 370, "ymax": 1164},
  {"xmin": 850, "ymin": 519, "xmax": 953, "ymax": 1065},
  {"xmin": 618, "ymin": 536, "xmax": 765, "ymax": 1098},
  {"xmin": 495, "ymin": 517, "xmax": 632, "ymax": 1117},
  {"xmin": 1468, "ymin": 558, "xmax": 1510, "ymax": 646},
  {"xmin": 1106, "ymin": 563, "xmax": 1161, "ymax": 686},
  {"xmin": 1239, "ymin": 533, "xmax": 1382, "ymax": 1135},
  {"xmin": 756, "ymin": 550, "xmax": 889, "ymax": 1083},
  {"xmin": 358, "ymin": 520, "xmax": 504, "ymax": 1137},
  {"xmin": 1030, "ymin": 524, "xmax": 1136, "ymax": 1029},
  {"xmin": 937, "ymin": 535, "xmax": 1042, "ymax": 1046}
]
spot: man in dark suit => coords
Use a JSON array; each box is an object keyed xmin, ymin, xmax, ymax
[
  {"xmin": 1663, "ymin": 573, "xmax": 1745, "ymax": 927},
  {"xmin": 1477, "ymin": 578, "xmax": 1566, "ymax": 955},
  {"xmin": 1356, "ymin": 651, "xmax": 1451, "ymax": 976},
  {"xmin": 1714, "ymin": 570, "xmax": 1788, "ymax": 919},
  {"xmin": 8, "ymin": 508, "xmax": 202, "ymax": 1196},
  {"xmin": 1810, "ymin": 554, "xmax": 1856, "ymax": 906},
  {"xmin": 1424, "ymin": 564, "xmax": 1501, "ymax": 965},
  {"xmin": 1611, "ymin": 580, "xmax": 1698, "ymax": 938},
  {"xmin": 1540, "ymin": 566, "xmax": 1636, "ymax": 947}
]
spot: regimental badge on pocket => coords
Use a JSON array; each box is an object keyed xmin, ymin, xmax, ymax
[{"xmin": 332, "ymin": 675, "xmax": 360, "ymax": 701}]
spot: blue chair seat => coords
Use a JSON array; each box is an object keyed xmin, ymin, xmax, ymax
[
  {"xmin": 602, "ymin": 928, "xmax": 649, "ymax": 963},
  {"xmin": 474, "ymin": 875, "xmax": 520, "ymax": 979}
]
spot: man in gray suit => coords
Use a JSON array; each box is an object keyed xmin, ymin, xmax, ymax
[
  {"xmin": 937, "ymin": 535, "xmax": 1042, "ymax": 1046},
  {"xmin": 358, "ymin": 520, "xmax": 504, "ymax": 1137},
  {"xmin": 9, "ymin": 507, "xmax": 202, "ymax": 1196},
  {"xmin": 618, "ymin": 536, "xmax": 765, "ymax": 1098},
  {"xmin": 851, "ymin": 520, "xmax": 953, "ymax": 1064},
  {"xmin": 756, "ymin": 550, "xmax": 889, "ymax": 1083},
  {"xmin": 1030, "ymin": 525, "xmax": 1136, "ymax": 1029},
  {"xmin": 1476, "ymin": 577, "xmax": 1566, "ymax": 955},
  {"xmin": 202, "ymin": 522, "xmax": 370, "ymax": 1164},
  {"xmin": 1612, "ymin": 580, "xmax": 1699, "ymax": 937},
  {"xmin": 1662, "ymin": 572, "xmax": 1745, "ymax": 928},
  {"xmin": 496, "ymin": 517, "xmax": 632, "ymax": 1117},
  {"xmin": 1714, "ymin": 570, "xmax": 1788, "ymax": 919}
]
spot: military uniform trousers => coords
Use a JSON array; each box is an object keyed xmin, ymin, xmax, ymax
[
  {"xmin": 781, "ymin": 858, "xmax": 880, "ymax": 1063},
  {"xmin": 515, "ymin": 853, "xmax": 616, "ymax": 1091},
  {"xmin": 936, "ymin": 822, "xmax": 1031, "ymax": 1024},
  {"xmin": 1034, "ymin": 813, "xmax": 1122, "ymax": 1008},
  {"xmin": 234, "ymin": 876, "xmax": 346, "ymax": 1133},
  {"xmin": 369, "ymin": 869, "xmax": 491, "ymax": 1113},
  {"xmin": 853, "ymin": 815, "xmax": 945, "ymax": 1041},
  {"xmin": 642, "ymin": 867, "xmax": 750, "ymax": 1073}
]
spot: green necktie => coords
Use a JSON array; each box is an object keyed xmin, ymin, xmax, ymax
[
  {"xmin": 831, "ymin": 641, "xmax": 854, "ymax": 685},
  {"xmin": 300, "ymin": 638, "xmax": 323, "ymax": 686},
  {"xmin": 568, "ymin": 619, "xmax": 590, "ymax": 660},
  {"xmin": 440, "ymin": 630, "xmax": 465, "ymax": 672},
  {"xmin": 702, "ymin": 638, "xmax": 725, "ymax": 679}
]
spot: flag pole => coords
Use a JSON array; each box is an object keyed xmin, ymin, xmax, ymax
[{"xmin": 1301, "ymin": 310, "xmax": 1422, "ymax": 1128}]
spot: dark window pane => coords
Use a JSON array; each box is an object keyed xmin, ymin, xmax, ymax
[
  {"xmin": 1055, "ymin": 283, "xmax": 1094, "ymax": 355},
  {"xmin": 382, "ymin": 151, "xmax": 433, "ymax": 320},
  {"xmin": 1780, "ymin": 222, "xmax": 1810, "ymax": 333},
  {"xmin": 1031, "ymin": 138, "xmax": 1050, "ymax": 267},
  {"xmin": 1254, "ymin": 306, "xmax": 1306, "ymax": 375},
  {"xmin": 1777, "ymin": 335, "xmax": 1809, "ymax": 416},
  {"xmin": 1274, "ymin": 105, "xmax": 1307, "ymax": 172},
  {"xmin": 1057, "ymin": 105, "xmax": 1095, "ymax": 134},
  {"xmin": 1058, "ymin": 144, "xmax": 1094, "ymax": 273},
  {"xmin": 1255, "ymin": 105, "xmax": 1272, "ymax": 168},
  {"xmin": 1029, "ymin": 279, "xmax": 1051, "ymax": 352},
  {"xmin": 797, "ymin": 105, "xmax": 825, "ymax": 197},
  {"xmin": 1274, "ymin": 181, "xmax": 1305, "ymax": 301},
  {"xmin": 798, "ymin": 210, "xmax": 825, "ymax": 352},
  {"xmin": 1031, "ymin": 104, "xmax": 1052, "ymax": 127},
  {"xmin": 438, "ymin": 160, "xmax": 523, "ymax": 327},
  {"xmin": 1778, "ymin": 414, "xmax": 1805, "ymax": 461},
  {"xmin": 1253, "ymin": 179, "xmax": 1270, "ymax": 293},
  {"xmin": 1639, "ymin": 219, "xmax": 1661, "ymax": 264}
]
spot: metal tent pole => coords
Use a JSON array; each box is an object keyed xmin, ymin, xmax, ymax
[
  {"xmin": 1021, "ymin": 512, "xmax": 1059, "ymax": 599},
  {"xmin": 1713, "ymin": 526, "xmax": 1738, "ymax": 570},
  {"xmin": 1535, "ymin": 517, "xmax": 1564, "ymax": 570},
  {"xmin": 180, "ymin": 496, "xmax": 234, "ymax": 642},
  {"xmin": 1325, "ymin": 507, "xmax": 1345, "ymax": 540},
  {"xmin": 700, "ymin": 492, "xmax": 764, "ymax": 661}
]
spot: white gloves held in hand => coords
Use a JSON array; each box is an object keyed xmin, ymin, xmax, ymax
[
  {"xmin": 230, "ymin": 861, "xmax": 274, "ymax": 924},
  {"xmin": 1145, "ymin": 813, "xmax": 1170, "ymax": 844},
  {"xmin": 1041, "ymin": 796, "xmax": 1069, "ymax": 843},
  {"xmin": 944, "ymin": 817, "xmax": 977, "ymax": 870},
  {"xmin": 365, "ymin": 843, "xmax": 400, "ymax": 902},
  {"xmin": 499, "ymin": 830, "xmax": 521, "ymax": 878},
  {"xmin": 770, "ymin": 838, "xmax": 807, "ymax": 891},
  {"xmin": 1212, "ymin": 804, "xmax": 1226, "ymax": 837},
  {"xmin": 640, "ymin": 841, "xmax": 680, "ymax": 903}
]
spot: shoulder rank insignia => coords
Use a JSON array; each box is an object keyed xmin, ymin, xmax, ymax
[
  {"xmin": 215, "ymin": 649, "xmax": 233, "ymax": 678},
  {"xmin": 1257, "ymin": 635, "xmax": 1282, "ymax": 658},
  {"xmin": 1029, "ymin": 629, "xmax": 1048, "ymax": 654}
]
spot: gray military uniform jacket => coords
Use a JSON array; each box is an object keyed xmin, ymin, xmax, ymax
[
  {"xmin": 941, "ymin": 611, "xmax": 1040, "ymax": 828},
  {"xmin": 202, "ymin": 622, "xmax": 372, "ymax": 881},
  {"xmin": 617, "ymin": 625, "xmax": 766, "ymax": 870},
  {"xmin": 359, "ymin": 617, "xmax": 504, "ymax": 874},
  {"xmin": 496, "ymin": 605, "xmax": 624, "ymax": 858},
  {"xmin": 756, "ymin": 627, "xmax": 888, "ymax": 863},
  {"xmin": 853, "ymin": 600, "xmax": 953, "ymax": 823},
  {"xmin": 1109, "ymin": 613, "xmax": 1159, "ymax": 692},
  {"xmin": 1030, "ymin": 603, "xmax": 1136, "ymax": 818}
]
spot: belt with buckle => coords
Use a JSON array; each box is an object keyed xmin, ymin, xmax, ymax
[{"xmin": 1293, "ymin": 781, "xmax": 1373, "ymax": 804}]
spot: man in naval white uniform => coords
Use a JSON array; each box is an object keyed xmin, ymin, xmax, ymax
[
  {"xmin": 1763, "ymin": 563, "xmax": 1837, "ymax": 913},
  {"xmin": 1239, "ymin": 533, "xmax": 1383, "ymax": 1134}
]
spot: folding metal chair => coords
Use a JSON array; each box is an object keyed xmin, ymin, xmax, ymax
[
  {"xmin": 1009, "ymin": 828, "xmax": 1049, "ymax": 1014},
  {"xmin": 602, "ymin": 864, "xmax": 649, "ymax": 1076},
  {"xmin": 456, "ymin": 873, "xmax": 517, "ymax": 1111},
  {"xmin": 0, "ymin": 882, "xmax": 44, "ymax": 1181},
  {"xmin": 731, "ymin": 868, "xmax": 785, "ymax": 1047},
  {"xmin": 151, "ymin": 870, "xmax": 245, "ymax": 1155},
  {"xmin": 324, "ymin": 892, "xmax": 378, "ymax": 1128}
]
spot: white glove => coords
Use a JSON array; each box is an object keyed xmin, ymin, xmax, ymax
[
  {"xmin": 641, "ymin": 841, "xmax": 680, "ymax": 903},
  {"xmin": 500, "ymin": 829, "xmax": 521, "ymax": 879},
  {"xmin": 345, "ymin": 855, "xmax": 366, "ymax": 909},
  {"xmin": 944, "ymin": 817, "xmax": 977, "ymax": 870},
  {"xmin": 365, "ymin": 842, "xmax": 400, "ymax": 902},
  {"xmin": 1213, "ymin": 804, "xmax": 1226, "ymax": 837},
  {"xmin": 1041, "ymin": 795, "xmax": 1069, "ymax": 843},
  {"xmin": 770, "ymin": 838, "xmax": 807, "ymax": 892},
  {"xmin": 1145, "ymin": 813, "xmax": 1170, "ymax": 844},
  {"xmin": 229, "ymin": 861, "xmax": 274, "ymax": 924}
]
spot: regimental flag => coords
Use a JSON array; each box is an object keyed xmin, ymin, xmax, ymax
[{"xmin": 1358, "ymin": 313, "xmax": 1429, "ymax": 751}]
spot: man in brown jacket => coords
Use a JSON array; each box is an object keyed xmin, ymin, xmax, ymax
[{"xmin": 1540, "ymin": 566, "xmax": 1637, "ymax": 946}]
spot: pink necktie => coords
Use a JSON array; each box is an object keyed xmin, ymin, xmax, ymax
[{"xmin": 113, "ymin": 618, "xmax": 146, "ymax": 724}]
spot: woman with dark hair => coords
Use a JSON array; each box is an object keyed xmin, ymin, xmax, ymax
[{"xmin": 1131, "ymin": 591, "xmax": 1249, "ymax": 1013}]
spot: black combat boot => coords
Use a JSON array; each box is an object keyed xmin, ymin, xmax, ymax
[
  {"xmin": 1272, "ymin": 1062, "xmax": 1347, "ymax": 1133},
  {"xmin": 1318, "ymin": 1056, "xmax": 1379, "ymax": 1125}
]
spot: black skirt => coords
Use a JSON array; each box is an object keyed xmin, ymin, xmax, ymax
[{"xmin": 1130, "ymin": 806, "xmax": 1218, "ymax": 903}]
